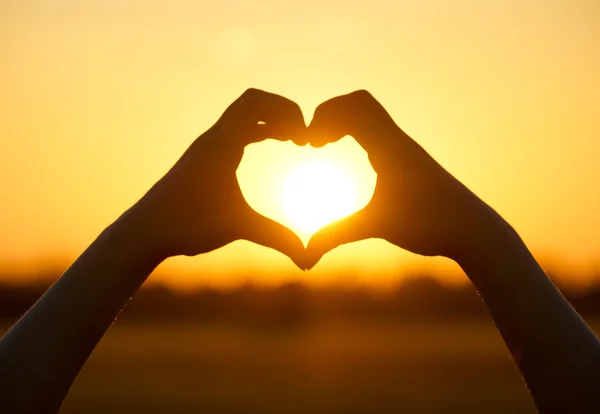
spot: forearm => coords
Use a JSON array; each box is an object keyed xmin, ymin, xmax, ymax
[
  {"xmin": 0, "ymin": 212, "xmax": 163, "ymax": 413},
  {"xmin": 457, "ymin": 217, "xmax": 600, "ymax": 413}
]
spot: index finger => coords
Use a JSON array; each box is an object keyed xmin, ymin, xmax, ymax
[
  {"xmin": 307, "ymin": 90, "xmax": 401, "ymax": 168},
  {"xmin": 232, "ymin": 88, "xmax": 307, "ymax": 146}
]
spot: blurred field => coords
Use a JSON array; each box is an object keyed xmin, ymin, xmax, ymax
[
  {"xmin": 3, "ymin": 279, "xmax": 600, "ymax": 413},
  {"xmin": 47, "ymin": 320, "xmax": 553, "ymax": 414}
]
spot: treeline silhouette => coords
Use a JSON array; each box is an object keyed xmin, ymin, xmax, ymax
[{"xmin": 1, "ymin": 271, "xmax": 600, "ymax": 326}]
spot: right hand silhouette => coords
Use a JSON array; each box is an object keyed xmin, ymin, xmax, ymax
[
  {"xmin": 120, "ymin": 88, "xmax": 308, "ymax": 269},
  {"xmin": 305, "ymin": 90, "xmax": 506, "ymax": 269}
]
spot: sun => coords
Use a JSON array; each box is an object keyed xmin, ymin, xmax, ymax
[{"xmin": 282, "ymin": 162, "xmax": 357, "ymax": 236}]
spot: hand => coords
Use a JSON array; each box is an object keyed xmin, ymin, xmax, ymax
[
  {"xmin": 305, "ymin": 90, "xmax": 505, "ymax": 269},
  {"xmin": 121, "ymin": 88, "xmax": 308, "ymax": 269}
]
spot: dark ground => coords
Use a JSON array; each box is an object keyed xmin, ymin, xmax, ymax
[{"xmin": 46, "ymin": 320, "xmax": 552, "ymax": 414}]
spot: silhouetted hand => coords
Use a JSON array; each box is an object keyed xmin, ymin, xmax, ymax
[
  {"xmin": 305, "ymin": 90, "xmax": 504, "ymax": 268},
  {"xmin": 123, "ymin": 88, "xmax": 307, "ymax": 269}
]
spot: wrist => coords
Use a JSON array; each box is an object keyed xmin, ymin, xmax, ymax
[
  {"xmin": 452, "ymin": 204, "xmax": 523, "ymax": 274},
  {"xmin": 453, "ymin": 210, "xmax": 541, "ymax": 291},
  {"xmin": 105, "ymin": 207, "xmax": 171, "ymax": 268}
]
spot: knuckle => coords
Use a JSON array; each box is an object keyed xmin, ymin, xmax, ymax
[
  {"xmin": 289, "ymin": 99, "xmax": 301, "ymax": 112},
  {"xmin": 313, "ymin": 102, "xmax": 325, "ymax": 114},
  {"xmin": 244, "ymin": 87, "xmax": 265, "ymax": 97},
  {"xmin": 351, "ymin": 89, "xmax": 373, "ymax": 101},
  {"xmin": 243, "ymin": 88, "xmax": 259, "ymax": 97},
  {"xmin": 313, "ymin": 100, "xmax": 330, "ymax": 117},
  {"xmin": 289, "ymin": 100, "xmax": 303, "ymax": 118}
]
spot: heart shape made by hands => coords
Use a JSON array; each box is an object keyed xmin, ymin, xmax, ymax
[{"xmin": 237, "ymin": 135, "xmax": 377, "ymax": 246}]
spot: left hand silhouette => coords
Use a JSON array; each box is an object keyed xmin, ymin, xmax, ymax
[
  {"xmin": 304, "ymin": 90, "xmax": 505, "ymax": 269},
  {"xmin": 120, "ymin": 88, "xmax": 308, "ymax": 269}
]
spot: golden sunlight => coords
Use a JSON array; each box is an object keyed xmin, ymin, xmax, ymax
[{"xmin": 282, "ymin": 162, "xmax": 357, "ymax": 235}]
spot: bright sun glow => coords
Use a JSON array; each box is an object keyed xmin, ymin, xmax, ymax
[{"xmin": 282, "ymin": 162, "xmax": 357, "ymax": 235}]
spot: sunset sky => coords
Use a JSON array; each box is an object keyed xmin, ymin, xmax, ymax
[{"xmin": 1, "ymin": 0, "xmax": 599, "ymax": 289}]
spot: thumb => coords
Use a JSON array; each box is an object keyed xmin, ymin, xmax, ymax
[
  {"xmin": 242, "ymin": 211, "xmax": 307, "ymax": 271},
  {"xmin": 305, "ymin": 208, "xmax": 373, "ymax": 270}
]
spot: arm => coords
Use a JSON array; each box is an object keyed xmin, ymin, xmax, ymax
[
  {"xmin": 458, "ymin": 222, "xmax": 600, "ymax": 413},
  {"xmin": 0, "ymin": 89, "xmax": 307, "ymax": 413},
  {"xmin": 304, "ymin": 90, "xmax": 600, "ymax": 413},
  {"xmin": 0, "ymin": 216, "xmax": 161, "ymax": 413}
]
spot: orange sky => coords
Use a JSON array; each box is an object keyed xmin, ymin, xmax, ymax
[{"xmin": 1, "ymin": 0, "xmax": 599, "ymax": 289}]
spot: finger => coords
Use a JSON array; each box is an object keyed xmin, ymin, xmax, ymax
[
  {"xmin": 307, "ymin": 90, "xmax": 398, "ymax": 167},
  {"xmin": 305, "ymin": 208, "xmax": 373, "ymax": 270},
  {"xmin": 234, "ymin": 88, "xmax": 307, "ymax": 146},
  {"xmin": 241, "ymin": 211, "xmax": 308, "ymax": 271},
  {"xmin": 250, "ymin": 122, "xmax": 307, "ymax": 144}
]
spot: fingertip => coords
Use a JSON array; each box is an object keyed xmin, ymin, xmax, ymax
[
  {"xmin": 290, "ymin": 138, "xmax": 305, "ymax": 146},
  {"xmin": 290, "ymin": 250, "xmax": 309, "ymax": 271},
  {"xmin": 281, "ymin": 238, "xmax": 309, "ymax": 272},
  {"xmin": 291, "ymin": 129, "xmax": 309, "ymax": 146},
  {"xmin": 304, "ymin": 237, "xmax": 326, "ymax": 270},
  {"xmin": 287, "ymin": 253, "xmax": 309, "ymax": 272},
  {"xmin": 305, "ymin": 125, "xmax": 326, "ymax": 148},
  {"xmin": 306, "ymin": 120, "xmax": 339, "ymax": 148},
  {"xmin": 304, "ymin": 249, "xmax": 324, "ymax": 270}
]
